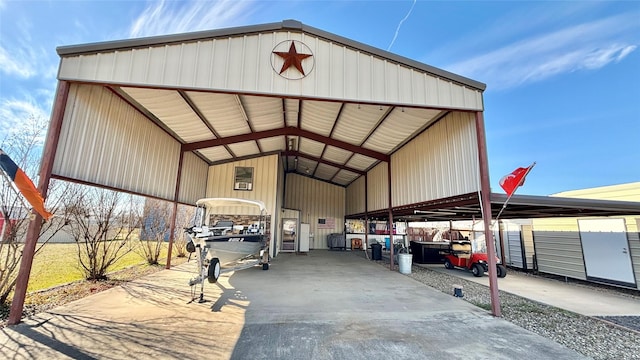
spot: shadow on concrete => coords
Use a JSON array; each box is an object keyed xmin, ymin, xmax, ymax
[{"xmin": 0, "ymin": 251, "xmax": 586, "ymax": 360}]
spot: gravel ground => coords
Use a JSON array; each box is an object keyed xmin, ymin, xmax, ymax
[{"xmin": 372, "ymin": 257, "xmax": 640, "ymax": 360}]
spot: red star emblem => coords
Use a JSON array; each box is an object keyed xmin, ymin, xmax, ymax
[{"xmin": 273, "ymin": 42, "xmax": 312, "ymax": 75}]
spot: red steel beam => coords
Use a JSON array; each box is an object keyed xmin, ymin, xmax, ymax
[
  {"xmin": 183, "ymin": 127, "xmax": 389, "ymax": 162},
  {"xmin": 9, "ymin": 81, "xmax": 70, "ymax": 325}
]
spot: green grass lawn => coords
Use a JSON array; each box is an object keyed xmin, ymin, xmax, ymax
[{"xmin": 28, "ymin": 242, "xmax": 173, "ymax": 292}]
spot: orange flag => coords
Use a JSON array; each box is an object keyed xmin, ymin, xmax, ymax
[{"xmin": 0, "ymin": 149, "xmax": 53, "ymax": 220}]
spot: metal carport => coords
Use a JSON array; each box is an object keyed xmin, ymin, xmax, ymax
[{"xmin": 9, "ymin": 19, "xmax": 640, "ymax": 325}]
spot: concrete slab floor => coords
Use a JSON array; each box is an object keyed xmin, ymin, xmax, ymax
[{"xmin": 0, "ymin": 250, "xmax": 587, "ymax": 359}]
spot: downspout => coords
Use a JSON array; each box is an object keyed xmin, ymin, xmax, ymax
[
  {"xmin": 475, "ymin": 111, "xmax": 501, "ymax": 317},
  {"xmin": 9, "ymin": 81, "xmax": 70, "ymax": 325}
]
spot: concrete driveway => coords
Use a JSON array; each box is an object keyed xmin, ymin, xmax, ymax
[{"xmin": 0, "ymin": 251, "xmax": 586, "ymax": 359}]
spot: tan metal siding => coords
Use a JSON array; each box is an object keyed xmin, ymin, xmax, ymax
[
  {"xmin": 533, "ymin": 231, "xmax": 587, "ymax": 280},
  {"xmin": 205, "ymin": 155, "xmax": 278, "ymax": 215},
  {"xmin": 53, "ymin": 84, "xmax": 179, "ymax": 200},
  {"xmin": 284, "ymin": 174, "xmax": 345, "ymax": 249},
  {"xmin": 391, "ymin": 112, "xmax": 479, "ymax": 206},
  {"xmin": 58, "ymin": 31, "xmax": 483, "ymax": 110},
  {"xmin": 552, "ymin": 182, "xmax": 640, "ymax": 201},
  {"xmin": 178, "ymin": 151, "xmax": 208, "ymax": 205},
  {"xmin": 367, "ymin": 162, "xmax": 389, "ymax": 212},
  {"xmin": 532, "ymin": 217, "xmax": 579, "ymax": 232},
  {"xmin": 346, "ymin": 176, "xmax": 366, "ymax": 215}
]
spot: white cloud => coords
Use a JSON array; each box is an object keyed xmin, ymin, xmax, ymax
[
  {"xmin": 0, "ymin": 97, "xmax": 50, "ymax": 138},
  {"xmin": 129, "ymin": 0, "xmax": 258, "ymax": 38},
  {"xmin": 445, "ymin": 13, "xmax": 639, "ymax": 90},
  {"xmin": 0, "ymin": 46, "xmax": 37, "ymax": 78},
  {"xmin": 387, "ymin": 0, "xmax": 416, "ymax": 51}
]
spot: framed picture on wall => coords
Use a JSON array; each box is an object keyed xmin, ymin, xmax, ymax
[{"xmin": 234, "ymin": 166, "xmax": 254, "ymax": 191}]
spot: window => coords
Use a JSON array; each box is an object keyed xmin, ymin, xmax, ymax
[{"xmin": 233, "ymin": 167, "xmax": 254, "ymax": 191}]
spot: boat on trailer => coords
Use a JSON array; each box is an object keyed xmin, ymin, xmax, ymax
[{"xmin": 184, "ymin": 198, "xmax": 269, "ymax": 302}]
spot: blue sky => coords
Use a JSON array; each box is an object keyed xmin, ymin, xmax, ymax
[{"xmin": 1, "ymin": 0, "xmax": 638, "ymax": 196}]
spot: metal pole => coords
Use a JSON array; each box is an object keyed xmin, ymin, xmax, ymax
[
  {"xmin": 364, "ymin": 173, "xmax": 369, "ymax": 260},
  {"xmin": 166, "ymin": 149, "xmax": 185, "ymax": 269},
  {"xmin": 475, "ymin": 111, "xmax": 501, "ymax": 317},
  {"xmin": 388, "ymin": 159, "xmax": 394, "ymax": 270},
  {"xmin": 9, "ymin": 81, "xmax": 69, "ymax": 325}
]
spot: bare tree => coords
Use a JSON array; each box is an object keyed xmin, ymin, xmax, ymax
[
  {"xmin": 172, "ymin": 204, "xmax": 195, "ymax": 258},
  {"xmin": 64, "ymin": 186, "xmax": 140, "ymax": 280},
  {"xmin": 138, "ymin": 198, "xmax": 171, "ymax": 265},
  {"xmin": 0, "ymin": 115, "xmax": 70, "ymax": 304}
]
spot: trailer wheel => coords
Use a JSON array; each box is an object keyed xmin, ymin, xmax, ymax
[
  {"xmin": 472, "ymin": 263, "xmax": 484, "ymax": 277},
  {"xmin": 497, "ymin": 264, "xmax": 507, "ymax": 278},
  {"xmin": 207, "ymin": 258, "xmax": 221, "ymax": 283},
  {"xmin": 444, "ymin": 259, "xmax": 454, "ymax": 269}
]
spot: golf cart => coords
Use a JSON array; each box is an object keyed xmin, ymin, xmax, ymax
[{"xmin": 443, "ymin": 240, "xmax": 507, "ymax": 278}]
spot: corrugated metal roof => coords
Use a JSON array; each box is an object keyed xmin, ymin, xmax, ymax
[{"xmin": 351, "ymin": 192, "xmax": 640, "ymax": 221}]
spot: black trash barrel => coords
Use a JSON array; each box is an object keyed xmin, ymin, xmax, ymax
[{"xmin": 371, "ymin": 243, "xmax": 382, "ymax": 260}]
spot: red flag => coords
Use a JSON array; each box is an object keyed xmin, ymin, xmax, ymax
[
  {"xmin": 0, "ymin": 149, "xmax": 53, "ymax": 220},
  {"xmin": 499, "ymin": 164, "xmax": 534, "ymax": 197}
]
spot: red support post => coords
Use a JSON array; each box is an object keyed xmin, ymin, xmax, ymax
[
  {"xmin": 364, "ymin": 174, "xmax": 369, "ymax": 252},
  {"xmin": 8, "ymin": 81, "xmax": 70, "ymax": 325},
  {"xmin": 388, "ymin": 160, "xmax": 394, "ymax": 270},
  {"xmin": 475, "ymin": 111, "xmax": 502, "ymax": 317},
  {"xmin": 165, "ymin": 150, "xmax": 184, "ymax": 269}
]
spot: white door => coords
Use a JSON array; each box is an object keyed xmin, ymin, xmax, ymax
[
  {"xmin": 578, "ymin": 218, "xmax": 636, "ymax": 287},
  {"xmin": 299, "ymin": 223, "xmax": 310, "ymax": 252},
  {"xmin": 281, "ymin": 218, "xmax": 297, "ymax": 252}
]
